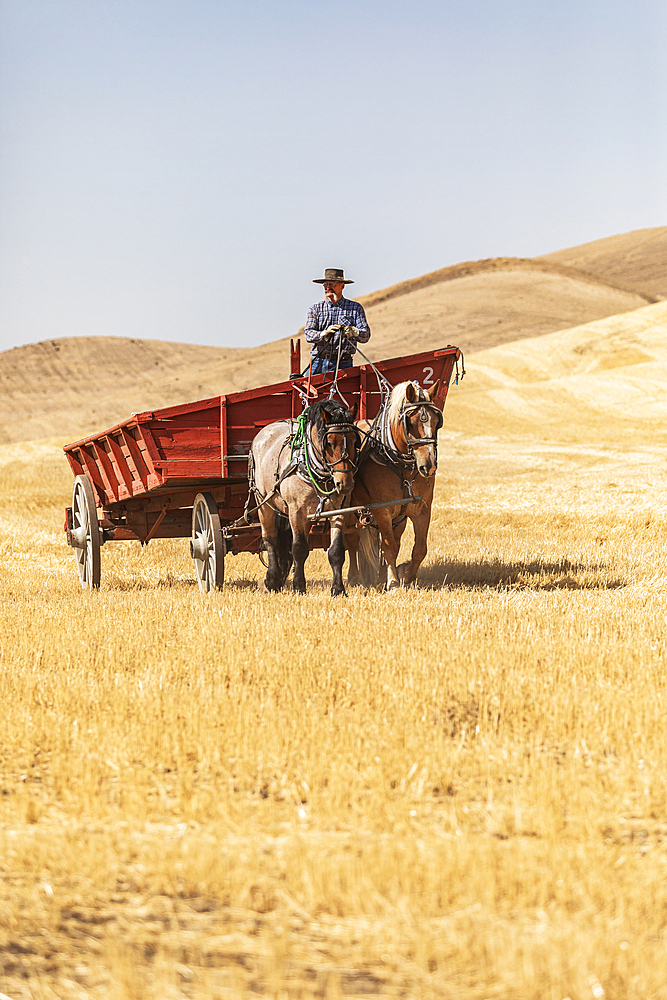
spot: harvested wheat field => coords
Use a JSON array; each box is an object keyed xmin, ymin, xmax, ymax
[{"xmin": 2, "ymin": 299, "xmax": 667, "ymax": 999}]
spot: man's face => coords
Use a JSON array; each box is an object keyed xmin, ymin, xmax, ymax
[{"xmin": 323, "ymin": 281, "xmax": 344, "ymax": 303}]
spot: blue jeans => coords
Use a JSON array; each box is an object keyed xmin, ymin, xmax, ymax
[{"xmin": 309, "ymin": 356, "xmax": 353, "ymax": 375}]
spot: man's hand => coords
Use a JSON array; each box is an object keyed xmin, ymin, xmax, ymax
[
  {"xmin": 322, "ymin": 323, "xmax": 343, "ymax": 339},
  {"xmin": 341, "ymin": 325, "xmax": 360, "ymax": 340}
]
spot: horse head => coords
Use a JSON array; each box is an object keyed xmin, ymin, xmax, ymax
[
  {"xmin": 312, "ymin": 400, "xmax": 360, "ymax": 495},
  {"xmin": 390, "ymin": 380, "xmax": 443, "ymax": 477}
]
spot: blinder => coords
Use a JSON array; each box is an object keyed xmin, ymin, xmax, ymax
[
  {"xmin": 400, "ymin": 402, "xmax": 443, "ymax": 452},
  {"xmin": 321, "ymin": 421, "xmax": 362, "ymax": 473}
]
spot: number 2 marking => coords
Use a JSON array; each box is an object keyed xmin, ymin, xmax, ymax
[{"xmin": 422, "ymin": 366, "xmax": 434, "ymax": 385}]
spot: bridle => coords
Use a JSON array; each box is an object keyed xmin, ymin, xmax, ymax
[
  {"xmin": 400, "ymin": 401, "xmax": 443, "ymax": 454},
  {"xmin": 294, "ymin": 411, "xmax": 362, "ymax": 496},
  {"xmin": 319, "ymin": 421, "xmax": 362, "ymax": 475},
  {"xmin": 371, "ymin": 391, "xmax": 443, "ymax": 473}
]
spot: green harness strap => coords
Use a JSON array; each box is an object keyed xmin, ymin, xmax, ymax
[
  {"xmin": 290, "ymin": 409, "xmax": 339, "ymax": 497},
  {"xmin": 290, "ymin": 410, "xmax": 307, "ymax": 460}
]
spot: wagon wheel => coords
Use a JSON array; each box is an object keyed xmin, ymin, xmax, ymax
[
  {"xmin": 190, "ymin": 492, "xmax": 224, "ymax": 592},
  {"xmin": 71, "ymin": 474, "xmax": 101, "ymax": 589}
]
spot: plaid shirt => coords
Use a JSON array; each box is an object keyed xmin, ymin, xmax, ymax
[{"xmin": 304, "ymin": 297, "xmax": 371, "ymax": 361}]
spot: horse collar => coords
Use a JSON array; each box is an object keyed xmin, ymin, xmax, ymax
[{"xmin": 378, "ymin": 401, "xmax": 417, "ymax": 470}]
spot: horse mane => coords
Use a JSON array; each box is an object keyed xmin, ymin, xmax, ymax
[
  {"xmin": 388, "ymin": 381, "xmax": 427, "ymax": 443},
  {"xmin": 310, "ymin": 399, "xmax": 354, "ymax": 441}
]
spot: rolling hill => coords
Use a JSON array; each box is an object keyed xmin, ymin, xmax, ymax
[
  {"xmin": 1, "ymin": 226, "xmax": 665, "ymax": 445},
  {"xmin": 443, "ymin": 299, "xmax": 667, "ymax": 445},
  {"xmin": 536, "ymin": 225, "xmax": 667, "ymax": 299},
  {"xmin": 360, "ymin": 259, "xmax": 647, "ymax": 358}
]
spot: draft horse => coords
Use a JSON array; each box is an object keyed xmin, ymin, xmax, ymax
[
  {"xmin": 345, "ymin": 380, "xmax": 442, "ymax": 590},
  {"xmin": 249, "ymin": 399, "xmax": 360, "ymax": 596}
]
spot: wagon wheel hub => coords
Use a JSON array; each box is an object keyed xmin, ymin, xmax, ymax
[
  {"xmin": 70, "ymin": 525, "xmax": 89, "ymax": 549},
  {"xmin": 190, "ymin": 534, "xmax": 209, "ymax": 562},
  {"xmin": 190, "ymin": 492, "xmax": 225, "ymax": 593},
  {"xmin": 71, "ymin": 475, "xmax": 101, "ymax": 589}
]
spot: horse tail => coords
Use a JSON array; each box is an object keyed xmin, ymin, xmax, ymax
[{"xmin": 357, "ymin": 525, "xmax": 382, "ymax": 588}]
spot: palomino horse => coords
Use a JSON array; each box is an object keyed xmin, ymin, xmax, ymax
[
  {"xmin": 345, "ymin": 380, "xmax": 442, "ymax": 590},
  {"xmin": 249, "ymin": 399, "xmax": 360, "ymax": 596}
]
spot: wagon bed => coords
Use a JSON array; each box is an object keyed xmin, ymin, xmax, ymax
[{"xmin": 64, "ymin": 343, "xmax": 462, "ymax": 588}]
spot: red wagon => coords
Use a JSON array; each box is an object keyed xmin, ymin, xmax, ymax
[{"xmin": 63, "ymin": 343, "xmax": 462, "ymax": 590}]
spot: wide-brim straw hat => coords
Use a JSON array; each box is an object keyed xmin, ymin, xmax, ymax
[{"xmin": 313, "ymin": 268, "xmax": 354, "ymax": 285}]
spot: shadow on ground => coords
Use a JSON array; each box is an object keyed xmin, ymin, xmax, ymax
[
  {"xmin": 415, "ymin": 558, "xmax": 626, "ymax": 591},
  {"xmin": 104, "ymin": 576, "xmax": 260, "ymax": 592}
]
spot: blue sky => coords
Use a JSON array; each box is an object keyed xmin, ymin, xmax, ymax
[{"xmin": 1, "ymin": 0, "xmax": 665, "ymax": 353}]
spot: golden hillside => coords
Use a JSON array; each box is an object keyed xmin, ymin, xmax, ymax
[
  {"xmin": 360, "ymin": 260, "xmax": 646, "ymax": 358},
  {"xmin": 0, "ymin": 336, "xmax": 283, "ymax": 447},
  {"xmin": 444, "ymin": 299, "xmax": 667, "ymax": 444},
  {"xmin": 537, "ymin": 225, "xmax": 667, "ymax": 299},
  {"xmin": 2, "ymin": 226, "xmax": 665, "ymax": 445}
]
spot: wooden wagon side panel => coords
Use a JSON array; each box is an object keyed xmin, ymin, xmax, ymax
[
  {"xmin": 119, "ymin": 426, "xmax": 152, "ymax": 492},
  {"xmin": 222, "ymin": 387, "xmax": 296, "ymax": 473},
  {"xmin": 90, "ymin": 440, "xmax": 120, "ymax": 503},
  {"xmin": 142, "ymin": 398, "xmax": 223, "ymax": 481},
  {"xmin": 377, "ymin": 348, "xmax": 460, "ymax": 412},
  {"xmin": 73, "ymin": 445, "xmax": 108, "ymax": 505},
  {"xmin": 104, "ymin": 433, "xmax": 137, "ymax": 499}
]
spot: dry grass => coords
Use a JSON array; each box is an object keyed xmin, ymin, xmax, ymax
[{"xmin": 2, "ymin": 409, "xmax": 667, "ymax": 999}]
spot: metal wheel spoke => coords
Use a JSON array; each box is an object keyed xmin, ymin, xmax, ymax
[
  {"xmin": 71, "ymin": 475, "xmax": 101, "ymax": 589},
  {"xmin": 191, "ymin": 493, "xmax": 224, "ymax": 593}
]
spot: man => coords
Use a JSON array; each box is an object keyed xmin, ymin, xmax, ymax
[{"xmin": 304, "ymin": 268, "xmax": 371, "ymax": 374}]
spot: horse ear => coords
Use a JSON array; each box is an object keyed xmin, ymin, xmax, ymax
[
  {"xmin": 349, "ymin": 402, "xmax": 358, "ymax": 421},
  {"xmin": 406, "ymin": 381, "xmax": 418, "ymax": 403},
  {"xmin": 427, "ymin": 379, "xmax": 440, "ymax": 400}
]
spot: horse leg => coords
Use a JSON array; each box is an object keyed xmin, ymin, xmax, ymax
[
  {"xmin": 289, "ymin": 508, "xmax": 310, "ymax": 595},
  {"xmin": 328, "ymin": 515, "xmax": 347, "ymax": 597},
  {"xmin": 275, "ymin": 512, "xmax": 293, "ymax": 587},
  {"xmin": 401, "ymin": 497, "xmax": 432, "ymax": 587},
  {"xmin": 375, "ymin": 508, "xmax": 401, "ymax": 591},
  {"xmin": 259, "ymin": 508, "xmax": 288, "ymax": 592},
  {"xmin": 345, "ymin": 523, "xmax": 361, "ymax": 587}
]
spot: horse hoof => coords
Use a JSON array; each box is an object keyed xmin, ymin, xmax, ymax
[
  {"xmin": 386, "ymin": 580, "xmax": 400, "ymax": 593},
  {"xmin": 331, "ymin": 586, "xmax": 347, "ymax": 598}
]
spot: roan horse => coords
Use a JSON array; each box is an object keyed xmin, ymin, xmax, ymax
[
  {"xmin": 249, "ymin": 399, "xmax": 360, "ymax": 596},
  {"xmin": 345, "ymin": 380, "xmax": 442, "ymax": 590}
]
